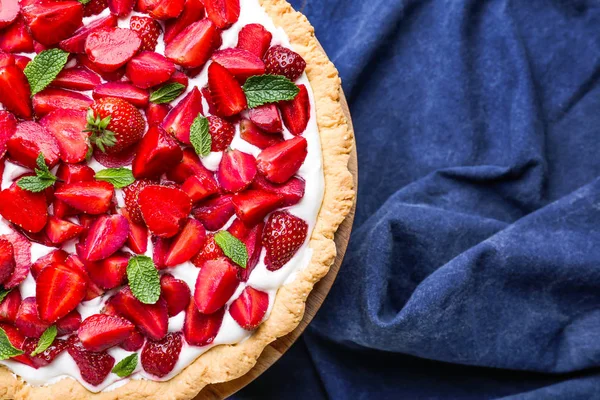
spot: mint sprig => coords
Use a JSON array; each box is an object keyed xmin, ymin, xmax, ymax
[
  {"xmin": 0, "ymin": 327, "xmax": 24, "ymax": 360},
  {"xmin": 150, "ymin": 83, "xmax": 185, "ymax": 104},
  {"xmin": 189, "ymin": 114, "xmax": 211, "ymax": 157},
  {"xmin": 95, "ymin": 168, "xmax": 134, "ymax": 188},
  {"xmin": 31, "ymin": 325, "xmax": 57, "ymax": 357},
  {"xmin": 214, "ymin": 231, "xmax": 248, "ymax": 268},
  {"xmin": 127, "ymin": 255, "xmax": 161, "ymax": 304},
  {"xmin": 17, "ymin": 153, "xmax": 58, "ymax": 192},
  {"xmin": 112, "ymin": 353, "xmax": 138, "ymax": 377},
  {"xmin": 24, "ymin": 49, "xmax": 69, "ymax": 96},
  {"xmin": 243, "ymin": 74, "xmax": 300, "ymax": 108}
]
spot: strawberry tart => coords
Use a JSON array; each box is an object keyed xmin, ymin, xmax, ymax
[{"xmin": 0, "ymin": 0, "xmax": 354, "ymax": 398}]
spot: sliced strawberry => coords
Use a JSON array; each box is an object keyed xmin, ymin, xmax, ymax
[
  {"xmin": 0, "ymin": 111, "xmax": 16, "ymax": 158},
  {"xmin": 13, "ymin": 55, "xmax": 30, "ymax": 71},
  {"xmin": 0, "ymin": 17, "xmax": 34, "ymax": 53},
  {"xmin": 231, "ymin": 190, "xmax": 282, "ymax": 226},
  {"xmin": 191, "ymin": 233, "xmax": 223, "ymax": 267},
  {"xmin": 33, "ymin": 41, "xmax": 48, "ymax": 54},
  {"xmin": 54, "ymin": 181, "xmax": 114, "ymax": 215},
  {"xmin": 217, "ymin": 149, "xmax": 257, "ymax": 193},
  {"xmin": 166, "ymin": 148, "xmax": 210, "ymax": 183},
  {"xmin": 165, "ymin": 69, "xmax": 189, "ymax": 89},
  {"xmin": 122, "ymin": 210, "xmax": 149, "ymax": 254},
  {"xmin": 126, "ymin": 51, "xmax": 176, "ymax": 89},
  {"xmin": 249, "ymin": 104, "xmax": 283, "ymax": 133},
  {"xmin": 56, "ymin": 163, "xmax": 96, "ymax": 184},
  {"xmin": 58, "ymin": 14, "xmax": 117, "ymax": 54},
  {"xmin": 251, "ymin": 174, "xmax": 305, "ymax": 207},
  {"xmin": 22, "ymin": 337, "xmax": 68, "ymax": 368},
  {"xmin": 0, "ymin": 0, "xmax": 19, "ymax": 29},
  {"xmin": 84, "ymin": 251, "xmax": 129, "ymax": 289},
  {"xmin": 120, "ymin": 328, "xmax": 144, "ymax": 351},
  {"xmin": 264, "ymin": 45, "xmax": 306, "ymax": 82},
  {"xmin": 280, "ymin": 84, "xmax": 310, "ymax": 135},
  {"xmin": 107, "ymin": 0, "xmax": 135, "ymax": 16},
  {"xmin": 22, "ymin": 1, "xmax": 83, "ymax": 46},
  {"xmin": 204, "ymin": 0, "xmax": 239, "ymax": 29},
  {"xmin": 56, "ymin": 309, "xmax": 81, "ymax": 335},
  {"xmin": 132, "ymin": 126, "xmax": 183, "ymax": 179},
  {"xmin": 0, "ymin": 323, "xmax": 41, "ymax": 368},
  {"xmin": 194, "ymin": 257, "xmax": 239, "ymax": 314},
  {"xmin": 85, "ymin": 27, "xmax": 142, "ymax": 72},
  {"xmin": 0, "ymin": 238, "xmax": 14, "ymax": 286},
  {"xmin": 227, "ymin": 218, "xmax": 250, "ymax": 240},
  {"xmin": 0, "ymin": 184, "xmax": 48, "ymax": 233},
  {"xmin": 66, "ymin": 252, "xmax": 105, "ymax": 301},
  {"xmin": 139, "ymin": 185, "xmax": 191, "ymax": 238},
  {"xmin": 147, "ymin": 0, "xmax": 185, "ymax": 20},
  {"xmin": 67, "ymin": 336, "xmax": 115, "ymax": 386},
  {"xmin": 164, "ymin": 0, "xmax": 205, "ymax": 44},
  {"xmin": 93, "ymin": 144, "xmax": 137, "ymax": 168},
  {"xmin": 77, "ymin": 54, "xmax": 125, "ymax": 82},
  {"xmin": 161, "ymin": 87, "xmax": 203, "ymax": 144},
  {"xmin": 160, "ymin": 274, "xmax": 191, "ymax": 316},
  {"xmin": 0, "ymin": 66, "xmax": 32, "ymax": 120},
  {"xmin": 262, "ymin": 211, "xmax": 308, "ymax": 271},
  {"xmin": 165, "ymin": 18, "xmax": 219, "ymax": 69},
  {"xmin": 37, "ymin": 263, "xmax": 87, "ymax": 323},
  {"xmin": 78, "ymin": 313, "xmax": 135, "ymax": 352},
  {"xmin": 16, "ymin": 297, "xmax": 50, "ymax": 338},
  {"xmin": 239, "ymin": 118, "xmax": 282, "ymax": 149},
  {"xmin": 145, "ymin": 103, "xmax": 171, "ymax": 127},
  {"xmin": 81, "ymin": 214, "xmax": 129, "ymax": 261},
  {"xmin": 7, "ymin": 121, "xmax": 60, "ymax": 169},
  {"xmin": 181, "ymin": 173, "xmax": 219, "ymax": 203},
  {"xmin": 238, "ymin": 222, "xmax": 263, "ymax": 281},
  {"xmin": 257, "ymin": 136, "xmax": 307, "ymax": 184},
  {"xmin": 52, "ymin": 67, "xmax": 102, "ymax": 91},
  {"xmin": 109, "ymin": 287, "xmax": 168, "ymax": 341},
  {"xmin": 212, "ymin": 48, "xmax": 265, "ymax": 83},
  {"xmin": 183, "ymin": 301, "xmax": 223, "ymax": 346},
  {"xmin": 1, "ymin": 230, "xmax": 32, "ymax": 288},
  {"xmin": 32, "ymin": 88, "xmax": 93, "ymax": 117},
  {"xmin": 83, "ymin": 0, "xmax": 108, "ymax": 17},
  {"xmin": 0, "ymin": 52, "xmax": 14, "ymax": 68},
  {"xmin": 164, "ymin": 218, "xmax": 206, "ymax": 267},
  {"xmin": 141, "ymin": 332, "xmax": 182, "ymax": 378},
  {"xmin": 40, "ymin": 109, "xmax": 89, "ymax": 164},
  {"xmin": 229, "ymin": 286, "xmax": 268, "ymax": 330},
  {"xmin": 130, "ymin": 15, "xmax": 162, "ymax": 52},
  {"xmin": 191, "ymin": 194, "xmax": 234, "ymax": 231},
  {"xmin": 31, "ymin": 250, "xmax": 68, "ymax": 279},
  {"xmin": 208, "ymin": 62, "xmax": 247, "ymax": 117},
  {"xmin": 201, "ymin": 85, "xmax": 218, "ymax": 115},
  {"xmin": 123, "ymin": 179, "xmax": 156, "ymax": 225},
  {"xmin": 45, "ymin": 216, "xmax": 84, "ymax": 245},
  {"xmin": 207, "ymin": 115, "xmax": 234, "ymax": 152},
  {"xmin": 236, "ymin": 23, "xmax": 272, "ymax": 58},
  {"xmin": 0, "ymin": 288, "xmax": 20, "ymax": 323},
  {"xmin": 152, "ymin": 235, "xmax": 170, "ymax": 269},
  {"xmin": 92, "ymin": 82, "xmax": 150, "ymax": 108}
]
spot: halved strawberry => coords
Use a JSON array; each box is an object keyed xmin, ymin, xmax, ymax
[
  {"xmin": 67, "ymin": 336, "xmax": 115, "ymax": 386},
  {"xmin": 201, "ymin": 85, "xmax": 218, "ymax": 115},
  {"xmin": 239, "ymin": 118, "xmax": 282, "ymax": 149},
  {"xmin": 109, "ymin": 287, "xmax": 168, "ymax": 341},
  {"xmin": 0, "ymin": 66, "xmax": 32, "ymax": 119},
  {"xmin": 0, "ymin": 0, "xmax": 19, "ymax": 29},
  {"xmin": 83, "ymin": 0, "xmax": 108, "ymax": 17},
  {"xmin": 152, "ymin": 235, "xmax": 170, "ymax": 269},
  {"xmin": 126, "ymin": 51, "xmax": 176, "ymax": 89},
  {"xmin": 52, "ymin": 67, "xmax": 102, "ymax": 91},
  {"xmin": 262, "ymin": 211, "xmax": 308, "ymax": 271},
  {"xmin": 66, "ymin": 253, "xmax": 105, "ymax": 301},
  {"xmin": 45, "ymin": 216, "xmax": 85, "ymax": 245},
  {"xmin": 236, "ymin": 23, "xmax": 272, "ymax": 58},
  {"xmin": 59, "ymin": 14, "xmax": 117, "ymax": 54},
  {"xmin": 208, "ymin": 115, "xmax": 234, "ymax": 151},
  {"xmin": 165, "ymin": 18, "xmax": 219, "ymax": 69},
  {"xmin": 22, "ymin": 1, "xmax": 83, "ymax": 46},
  {"xmin": 0, "ymin": 184, "xmax": 48, "ymax": 233},
  {"xmin": 7, "ymin": 121, "xmax": 60, "ymax": 169},
  {"xmin": 249, "ymin": 104, "xmax": 283, "ymax": 133},
  {"xmin": 164, "ymin": 218, "xmax": 206, "ymax": 267},
  {"xmin": 0, "ymin": 288, "xmax": 20, "ymax": 323},
  {"xmin": 77, "ymin": 54, "xmax": 125, "ymax": 82},
  {"xmin": 194, "ymin": 257, "xmax": 239, "ymax": 314},
  {"xmin": 107, "ymin": 0, "xmax": 135, "ymax": 16},
  {"xmin": 192, "ymin": 194, "xmax": 235, "ymax": 231},
  {"xmin": 280, "ymin": 84, "xmax": 310, "ymax": 135},
  {"xmin": 32, "ymin": 88, "xmax": 93, "ymax": 117},
  {"xmin": 122, "ymin": 210, "xmax": 149, "ymax": 254},
  {"xmin": 181, "ymin": 172, "xmax": 219, "ymax": 203},
  {"xmin": 123, "ymin": 179, "xmax": 156, "ymax": 225},
  {"xmin": 231, "ymin": 190, "xmax": 282, "ymax": 226},
  {"xmin": 191, "ymin": 233, "xmax": 223, "ymax": 267},
  {"xmin": 13, "ymin": 55, "xmax": 30, "ymax": 71},
  {"xmin": 15, "ymin": 297, "xmax": 49, "ymax": 338},
  {"xmin": 81, "ymin": 214, "xmax": 129, "ymax": 261},
  {"xmin": 85, "ymin": 27, "xmax": 142, "ymax": 72},
  {"xmin": 204, "ymin": 0, "xmax": 239, "ymax": 29},
  {"xmin": 120, "ymin": 328, "xmax": 144, "ymax": 351},
  {"xmin": 130, "ymin": 15, "xmax": 162, "ymax": 52},
  {"xmin": 0, "ymin": 238, "xmax": 15, "ymax": 286},
  {"xmin": 37, "ymin": 263, "xmax": 87, "ymax": 323},
  {"xmin": 139, "ymin": 185, "xmax": 192, "ymax": 238},
  {"xmin": 132, "ymin": 126, "xmax": 183, "ymax": 179},
  {"xmin": 1, "ymin": 230, "xmax": 32, "ymax": 288},
  {"xmin": 251, "ymin": 174, "xmax": 305, "ymax": 207},
  {"xmin": 238, "ymin": 222, "xmax": 263, "ymax": 281},
  {"xmin": 145, "ymin": 103, "xmax": 171, "ymax": 127},
  {"xmin": 31, "ymin": 250, "xmax": 68, "ymax": 279},
  {"xmin": 0, "ymin": 111, "xmax": 16, "ymax": 158},
  {"xmin": 160, "ymin": 274, "xmax": 191, "ymax": 316},
  {"xmin": 141, "ymin": 332, "xmax": 182, "ymax": 378},
  {"xmin": 33, "ymin": 41, "xmax": 48, "ymax": 54},
  {"xmin": 40, "ymin": 109, "xmax": 89, "ymax": 164},
  {"xmin": 147, "ymin": 0, "xmax": 185, "ymax": 20},
  {"xmin": 22, "ymin": 337, "xmax": 68, "ymax": 368},
  {"xmin": 227, "ymin": 218, "xmax": 250, "ymax": 240},
  {"xmin": 54, "ymin": 181, "xmax": 114, "ymax": 215},
  {"xmin": 0, "ymin": 17, "xmax": 34, "ymax": 53},
  {"xmin": 257, "ymin": 136, "xmax": 307, "ymax": 184},
  {"xmin": 264, "ymin": 45, "xmax": 306, "ymax": 82},
  {"xmin": 56, "ymin": 163, "xmax": 96, "ymax": 184},
  {"xmin": 165, "ymin": 70, "xmax": 189, "ymax": 89},
  {"xmin": 161, "ymin": 87, "xmax": 204, "ymax": 144},
  {"xmin": 84, "ymin": 251, "xmax": 129, "ymax": 289},
  {"xmin": 78, "ymin": 313, "xmax": 135, "ymax": 352},
  {"xmin": 167, "ymin": 148, "xmax": 210, "ymax": 183},
  {"xmin": 208, "ymin": 62, "xmax": 247, "ymax": 117},
  {"xmin": 93, "ymin": 146, "xmax": 137, "ymax": 169},
  {"xmin": 212, "ymin": 48, "xmax": 265, "ymax": 83},
  {"xmin": 0, "ymin": 322, "xmax": 36, "ymax": 368},
  {"xmin": 183, "ymin": 301, "xmax": 223, "ymax": 346},
  {"xmin": 217, "ymin": 149, "xmax": 257, "ymax": 193},
  {"xmin": 164, "ymin": 0, "xmax": 205, "ymax": 44},
  {"xmin": 229, "ymin": 286, "xmax": 268, "ymax": 330},
  {"xmin": 0, "ymin": 52, "xmax": 14, "ymax": 68},
  {"xmin": 92, "ymin": 82, "xmax": 150, "ymax": 108},
  {"xmin": 56, "ymin": 309, "xmax": 82, "ymax": 335}
]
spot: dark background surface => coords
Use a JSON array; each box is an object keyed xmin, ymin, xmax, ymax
[{"xmin": 234, "ymin": 0, "xmax": 600, "ymax": 398}]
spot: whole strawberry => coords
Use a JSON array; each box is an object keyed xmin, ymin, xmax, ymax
[
  {"xmin": 130, "ymin": 16, "xmax": 162, "ymax": 52},
  {"xmin": 262, "ymin": 211, "xmax": 307, "ymax": 271},
  {"xmin": 123, "ymin": 179, "xmax": 156, "ymax": 225},
  {"xmin": 141, "ymin": 332, "xmax": 183, "ymax": 378},
  {"xmin": 83, "ymin": 0, "xmax": 108, "ymax": 17},
  {"xmin": 208, "ymin": 116, "xmax": 235, "ymax": 152},
  {"xmin": 87, "ymin": 97, "xmax": 145, "ymax": 154},
  {"xmin": 264, "ymin": 45, "xmax": 306, "ymax": 82}
]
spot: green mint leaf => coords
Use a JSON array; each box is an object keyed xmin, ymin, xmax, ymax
[
  {"xmin": 30, "ymin": 325, "xmax": 57, "ymax": 357},
  {"xmin": 150, "ymin": 83, "xmax": 186, "ymax": 104},
  {"xmin": 214, "ymin": 231, "xmax": 248, "ymax": 268},
  {"xmin": 35, "ymin": 153, "xmax": 50, "ymax": 174},
  {"xmin": 189, "ymin": 114, "xmax": 211, "ymax": 157},
  {"xmin": 78, "ymin": 0, "xmax": 92, "ymax": 4},
  {"xmin": 17, "ymin": 176, "xmax": 55, "ymax": 192},
  {"xmin": 24, "ymin": 49, "xmax": 69, "ymax": 96},
  {"xmin": 95, "ymin": 168, "xmax": 135, "ymax": 188},
  {"xmin": 243, "ymin": 74, "xmax": 300, "ymax": 109},
  {"xmin": 0, "ymin": 288, "xmax": 11, "ymax": 303},
  {"xmin": 112, "ymin": 353, "xmax": 138, "ymax": 377},
  {"xmin": 0, "ymin": 327, "xmax": 24, "ymax": 360},
  {"xmin": 127, "ymin": 255, "xmax": 161, "ymax": 304}
]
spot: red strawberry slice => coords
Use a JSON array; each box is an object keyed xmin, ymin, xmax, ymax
[
  {"xmin": 147, "ymin": 0, "xmax": 185, "ymax": 20},
  {"xmin": 165, "ymin": 18, "xmax": 219, "ymax": 69},
  {"xmin": 83, "ymin": 0, "xmax": 108, "ymax": 17},
  {"xmin": 52, "ymin": 67, "xmax": 102, "ymax": 91},
  {"xmin": 236, "ymin": 23, "xmax": 272, "ymax": 58},
  {"xmin": 161, "ymin": 87, "xmax": 204, "ymax": 144},
  {"xmin": 56, "ymin": 163, "xmax": 96, "ymax": 183},
  {"xmin": 56, "ymin": 309, "xmax": 82, "ymax": 335},
  {"xmin": 78, "ymin": 313, "xmax": 135, "ymax": 352},
  {"xmin": 22, "ymin": 337, "xmax": 68, "ymax": 368},
  {"xmin": 81, "ymin": 214, "xmax": 129, "ymax": 261},
  {"xmin": 33, "ymin": 41, "xmax": 48, "ymax": 54},
  {"xmin": 40, "ymin": 109, "xmax": 89, "ymax": 164},
  {"xmin": 204, "ymin": 0, "xmax": 240, "ymax": 29},
  {"xmin": 251, "ymin": 174, "xmax": 305, "ymax": 207},
  {"xmin": 263, "ymin": 211, "xmax": 308, "ymax": 271},
  {"xmin": 66, "ymin": 253, "xmax": 105, "ymax": 301},
  {"xmin": 264, "ymin": 45, "xmax": 306, "ymax": 82},
  {"xmin": 13, "ymin": 55, "xmax": 30, "ymax": 71},
  {"xmin": 217, "ymin": 149, "xmax": 257, "ymax": 193},
  {"xmin": 22, "ymin": 1, "xmax": 83, "ymax": 46},
  {"xmin": 37, "ymin": 263, "xmax": 87, "ymax": 323},
  {"xmin": 58, "ymin": 14, "xmax": 117, "ymax": 54},
  {"xmin": 109, "ymin": 287, "xmax": 169, "ymax": 341},
  {"xmin": 0, "ymin": 184, "xmax": 48, "ymax": 234},
  {"xmin": 145, "ymin": 103, "xmax": 171, "ymax": 127},
  {"xmin": 123, "ymin": 179, "xmax": 156, "ymax": 225},
  {"xmin": 181, "ymin": 172, "xmax": 219, "ymax": 203},
  {"xmin": 212, "ymin": 48, "xmax": 265, "ymax": 83},
  {"xmin": 183, "ymin": 301, "xmax": 223, "ymax": 346},
  {"xmin": 130, "ymin": 16, "xmax": 162, "ymax": 52},
  {"xmin": 85, "ymin": 27, "xmax": 142, "ymax": 72},
  {"xmin": 238, "ymin": 222, "xmax": 263, "ymax": 281},
  {"xmin": 0, "ymin": 0, "xmax": 19, "ymax": 29},
  {"xmin": 84, "ymin": 252, "xmax": 129, "ymax": 289},
  {"xmin": 239, "ymin": 118, "xmax": 283, "ymax": 149},
  {"xmin": 120, "ymin": 328, "xmax": 144, "ymax": 351},
  {"xmin": 93, "ymin": 144, "xmax": 137, "ymax": 168},
  {"xmin": 201, "ymin": 85, "xmax": 218, "ymax": 115},
  {"xmin": 191, "ymin": 194, "xmax": 235, "ymax": 231},
  {"xmin": 122, "ymin": 210, "xmax": 149, "ymax": 254},
  {"xmin": 166, "ymin": 148, "xmax": 210, "ymax": 183},
  {"xmin": 141, "ymin": 332, "xmax": 182, "ymax": 378},
  {"xmin": 194, "ymin": 257, "xmax": 239, "ymax": 314},
  {"xmin": 32, "ymin": 88, "xmax": 93, "ymax": 117},
  {"xmin": 164, "ymin": 0, "xmax": 205, "ymax": 44},
  {"xmin": 54, "ymin": 181, "xmax": 114, "ymax": 215},
  {"xmin": 126, "ymin": 51, "xmax": 176, "ymax": 89},
  {"xmin": 249, "ymin": 104, "xmax": 283, "ymax": 133},
  {"xmin": 0, "ymin": 111, "xmax": 17, "ymax": 158},
  {"xmin": 92, "ymin": 82, "xmax": 150, "ymax": 108},
  {"xmin": 31, "ymin": 249, "xmax": 68, "ymax": 280},
  {"xmin": 166, "ymin": 70, "xmax": 189, "ymax": 89},
  {"xmin": 0, "ymin": 323, "xmax": 42, "ymax": 368},
  {"xmin": 231, "ymin": 190, "xmax": 282, "ymax": 226},
  {"xmin": 139, "ymin": 185, "xmax": 192, "ymax": 238},
  {"xmin": 280, "ymin": 84, "xmax": 310, "ymax": 135},
  {"xmin": 7, "ymin": 121, "xmax": 60, "ymax": 169},
  {"xmin": 44, "ymin": 216, "xmax": 85, "ymax": 245},
  {"xmin": 160, "ymin": 274, "xmax": 191, "ymax": 316},
  {"xmin": 229, "ymin": 286, "xmax": 268, "ymax": 330},
  {"xmin": 67, "ymin": 336, "xmax": 115, "ymax": 386},
  {"xmin": 0, "ymin": 66, "xmax": 33, "ymax": 119},
  {"xmin": 191, "ymin": 233, "xmax": 223, "ymax": 267},
  {"xmin": 0, "ymin": 52, "xmax": 14, "ymax": 68},
  {"xmin": 77, "ymin": 54, "xmax": 126, "ymax": 82},
  {"xmin": 257, "ymin": 136, "xmax": 307, "ymax": 184},
  {"xmin": 0, "ymin": 238, "xmax": 15, "ymax": 286},
  {"xmin": 132, "ymin": 126, "xmax": 183, "ymax": 179},
  {"xmin": 227, "ymin": 218, "xmax": 250, "ymax": 240},
  {"xmin": 16, "ymin": 297, "xmax": 50, "ymax": 338},
  {"xmin": 0, "ymin": 289, "xmax": 20, "ymax": 323},
  {"xmin": 0, "ymin": 17, "xmax": 34, "ymax": 53},
  {"xmin": 1, "ymin": 230, "xmax": 32, "ymax": 288},
  {"xmin": 208, "ymin": 115, "xmax": 234, "ymax": 152},
  {"xmin": 107, "ymin": 0, "xmax": 135, "ymax": 16},
  {"xmin": 208, "ymin": 62, "xmax": 247, "ymax": 117},
  {"xmin": 164, "ymin": 218, "xmax": 206, "ymax": 267},
  {"xmin": 152, "ymin": 235, "xmax": 170, "ymax": 269}
]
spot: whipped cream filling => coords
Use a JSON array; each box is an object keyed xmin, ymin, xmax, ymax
[{"xmin": 0, "ymin": 0, "xmax": 324, "ymax": 392}]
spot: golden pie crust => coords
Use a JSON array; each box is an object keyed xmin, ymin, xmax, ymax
[{"xmin": 0, "ymin": 0, "xmax": 355, "ymax": 398}]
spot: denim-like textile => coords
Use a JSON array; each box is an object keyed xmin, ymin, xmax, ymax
[{"xmin": 233, "ymin": 0, "xmax": 600, "ymax": 398}]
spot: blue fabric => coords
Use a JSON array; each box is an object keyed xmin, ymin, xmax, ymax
[{"xmin": 233, "ymin": 0, "xmax": 600, "ymax": 398}]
